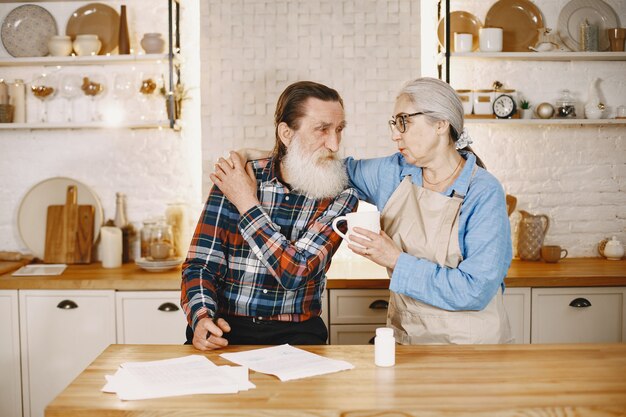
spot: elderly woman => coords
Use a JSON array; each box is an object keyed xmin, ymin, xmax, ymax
[
  {"xmin": 224, "ymin": 77, "xmax": 513, "ymax": 344},
  {"xmin": 344, "ymin": 77, "xmax": 513, "ymax": 344}
]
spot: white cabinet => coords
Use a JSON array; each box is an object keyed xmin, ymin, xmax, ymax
[
  {"xmin": 329, "ymin": 289, "xmax": 389, "ymax": 345},
  {"xmin": 116, "ymin": 291, "xmax": 187, "ymax": 344},
  {"xmin": 503, "ymin": 287, "xmax": 531, "ymax": 344},
  {"xmin": 0, "ymin": 290, "xmax": 22, "ymax": 417},
  {"xmin": 19, "ymin": 290, "xmax": 115, "ymax": 417},
  {"xmin": 531, "ymin": 287, "xmax": 626, "ymax": 344}
]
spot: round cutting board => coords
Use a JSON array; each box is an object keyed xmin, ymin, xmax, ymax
[{"xmin": 18, "ymin": 177, "xmax": 104, "ymax": 259}]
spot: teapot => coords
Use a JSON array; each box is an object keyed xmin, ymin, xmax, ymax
[
  {"xmin": 517, "ymin": 210, "xmax": 550, "ymax": 261},
  {"xmin": 603, "ymin": 236, "xmax": 624, "ymax": 260}
]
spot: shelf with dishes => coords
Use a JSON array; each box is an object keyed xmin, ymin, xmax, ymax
[
  {"xmin": 0, "ymin": 120, "xmax": 175, "ymax": 130},
  {"xmin": 451, "ymin": 52, "xmax": 626, "ymax": 61},
  {"xmin": 465, "ymin": 118, "xmax": 626, "ymax": 125},
  {"xmin": 0, "ymin": 54, "xmax": 171, "ymax": 67}
]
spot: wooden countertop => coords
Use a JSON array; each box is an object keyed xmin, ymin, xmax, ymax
[
  {"xmin": 0, "ymin": 258, "xmax": 624, "ymax": 291},
  {"xmin": 45, "ymin": 343, "xmax": 626, "ymax": 417}
]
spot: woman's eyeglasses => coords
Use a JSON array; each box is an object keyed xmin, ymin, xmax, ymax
[{"xmin": 388, "ymin": 111, "xmax": 432, "ymax": 133}]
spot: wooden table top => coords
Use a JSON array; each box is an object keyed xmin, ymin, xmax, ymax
[
  {"xmin": 1, "ymin": 258, "xmax": 624, "ymax": 290},
  {"xmin": 45, "ymin": 343, "xmax": 626, "ymax": 417}
]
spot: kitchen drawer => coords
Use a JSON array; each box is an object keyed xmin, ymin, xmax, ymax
[
  {"xmin": 503, "ymin": 287, "xmax": 531, "ymax": 344},
  {"xmin": 531, "ymin": 287, "xmax": 626, "ymax": 344},
  {"xmin": 330, "ymin": 324, "xmax": 380, "ymax": 345},
  {"xmin": 116, "ymin": 291, "xmax": 188, "ymax": 344},
  {"xmin": 329, "ymin": 289, "xmax": 389, "ymax": 324}
]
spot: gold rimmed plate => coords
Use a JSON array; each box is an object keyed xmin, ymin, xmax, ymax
[
  {"xmin": 437, "ymin": 11, "xmax": 482, "ymax": 52},
  {"xmin": 485, "ymin": 0, "xmax": 545, "ymax": 52},
  {"xmin": 66, "ymin": 3, "xmax": 119, "ymax": 55},
  {"xmin": 557, "ymin": 0, "xmax": 619, "ymax": 51}
]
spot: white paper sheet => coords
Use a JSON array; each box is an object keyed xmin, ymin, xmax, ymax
[
  {"xmin": 102, "ymin": 354, "xmax": 255, "ymax": 400},
  {"xmin": 220, "ymin": 344, "xmax": 354, "ymax": 381},
  {"xmin": 12, "ymin": 264, "xmax": 67, "ymax": 276}
]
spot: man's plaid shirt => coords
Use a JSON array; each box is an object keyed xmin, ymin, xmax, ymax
[{"xmin": 181, "ymin": 157, "xmax": 358, "ymax": 331}]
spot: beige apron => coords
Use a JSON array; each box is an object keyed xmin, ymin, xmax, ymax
[{"xmin": 383, "ymin": 175, "xmax": 513, "ymax": 344}]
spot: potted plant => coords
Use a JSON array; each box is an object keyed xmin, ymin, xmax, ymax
[{"xmin": 520, "ymin": 99, "xmax": 533, "ymax": 119}]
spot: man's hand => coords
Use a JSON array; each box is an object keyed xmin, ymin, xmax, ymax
[
  {"xmin": 192, "ymin": 317, "xmax": 231, "ymax": 351},
  {"xmin": 210, "ymin": 151, "xmax": 259, "ymax": 214},
  {"xmin": 348, "ymin": 228, "xmax": 402, "ymax": 270}
]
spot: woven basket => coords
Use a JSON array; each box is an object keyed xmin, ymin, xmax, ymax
[{"xmin": 0, "ymin": 104, "xmax": 14, "ymax": 123}]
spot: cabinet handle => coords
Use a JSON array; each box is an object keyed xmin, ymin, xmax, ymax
[
  {"xmin": 56, "ymin": 300, "xmax": 78, "ymax": 310},
  {"xmin": 158, "ymin": 302, "xmax": 180, "ymax": 312},
  {"xmin": 368, "ymin": 336, "xmax": 375, "ymax": 345},
  {"xmin": 569, "ymin": 298, "xmax": 592, "ymax": 308},
  {"xmin": 369, "ymin": 300, "xmax": 389, "ymax": 310}
]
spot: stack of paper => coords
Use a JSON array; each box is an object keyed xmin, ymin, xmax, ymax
[
  {"xmin": 220, "ymin": 344, "xmax": 355, "ymax": 381},
  {"xmin": 102, "ymin": 355, "xmax": 255, "ymax": 400}
]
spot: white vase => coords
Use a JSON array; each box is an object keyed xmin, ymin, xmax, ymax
[
  {"xmin": 73, "ymin": 34, "xmax": 101, "ymax": 56},
  {"xmin": 584, "ymin": 78, "xmax": 604, "ymax": 119},
  {"xmin": 48, "ymin": 35, "xmax": 72, "ymax": 57},
  {"xmin": 140, "ymin": 33, "xmax": 165, "ymax": 54}
]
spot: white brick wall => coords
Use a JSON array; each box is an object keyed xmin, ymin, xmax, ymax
[{"xmin": 200, "ymin": 0, "xmax": 625, "ymax": 258}]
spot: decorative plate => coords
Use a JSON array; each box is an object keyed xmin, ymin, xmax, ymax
[
  {"xmin": 437, "ymin": 11, "xmax": 482, "ymax": 52},
  {"xmin": 557, "ymin": 0, "xmax": 619, "ymax": 52},
  {"xmin": 17, "ymin": 177, "xmax": 104, "ymax": 259},
  {"xmin": 1, "ymin": 4, "xmax": 58, "ymax": 57},
  {"xmin": 485, "ymin": 0, "xmax": 545, "ymax": 52},
  {"xmin": 135, "ymin": 257, "xmax": 184, "ymax": 272},
  {"xmin": 66, "ymin": 3, "xmax": 120, "ymax": 55}
]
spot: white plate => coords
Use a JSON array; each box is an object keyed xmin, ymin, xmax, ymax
[
  {"xmin": 1, "ymin": 4, "xmax": 58, "ymax": 57},
  {"xmin": 12, "ymin": 264, "xmax": 67, "ymax": 276},
  {"xmin": 17, "ymin": 177, "xmax": 104, "ymax": 259},
  {"xmin": 557, "ymin": 0, "xmax": 619, "ymax": 51},
  {"xmin": 135, "ymin": 257, "xmax": 183, "ymax": 272}
]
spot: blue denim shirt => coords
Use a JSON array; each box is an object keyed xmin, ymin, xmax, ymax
[{"xmin": 345, "ymin": 152, "xmax": 512, "ymax": 311}]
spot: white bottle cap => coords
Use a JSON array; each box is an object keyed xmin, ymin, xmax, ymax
[{"xmin": 376, "ymin": 327, "xmax": 394, "ymax": 337}]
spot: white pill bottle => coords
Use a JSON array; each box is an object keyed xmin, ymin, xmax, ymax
[{"xmin": 374, "ymin": 327, "xmax": 395, "ymax": 367}]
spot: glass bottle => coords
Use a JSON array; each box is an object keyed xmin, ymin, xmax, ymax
[
  {"xmin": 114, "ymin": 192, "xmax": 136, "ymax": 262},
  {"xmin": 140, "ymin": 218, "xmax": 157, "ymax": 258}
]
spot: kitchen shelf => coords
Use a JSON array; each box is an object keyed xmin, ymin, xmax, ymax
[
  {"xmin": 452, "ymin": 52, "xmax": 626, "ymax": 61},
  {"xmin": 0, "ymin": 54, "xmax": 170, "ymax": 67},
  {"xmin": 465, "ymin": 118, "xmax": 626, "ymax": 125},
  {"xmin": 0, "ymin": 120, "xmax": 176, "ymax": 130}
]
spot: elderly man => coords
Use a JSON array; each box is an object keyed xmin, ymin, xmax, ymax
[{"xmin": 182, "ymin": 81, "xmax": 358, "ymax": 350}]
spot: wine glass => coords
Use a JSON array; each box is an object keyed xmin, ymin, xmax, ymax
[
  {"xmin": 30, "ymin": 74, "xmax": 57, "ymax": 123},
  {"xmin": 138, "ymin": 72, "xmax": 163, "ymax": 120},
  {"xmin": 58, "ymin": 74, "xmax": 82, "ymax": 122},
  {"xmin": 80, "ymin": 74, "xmax": 106, "ymax": 121},
  {"xmin": 113, "ymin": 73, "xmax": 136, "ymax": 121}
]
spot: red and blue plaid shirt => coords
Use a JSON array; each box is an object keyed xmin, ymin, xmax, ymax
[{"xmin": 181, "ymin": 157, "xmax": 358, "ymax": 331}]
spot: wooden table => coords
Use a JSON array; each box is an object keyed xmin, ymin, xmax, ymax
[{"xmin": 45, "ymin": 343, "xmax": 626, "ymax": 416}]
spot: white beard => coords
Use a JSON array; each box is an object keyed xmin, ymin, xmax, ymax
[{"xmin": 282, "ymin": 135, "xmax": 348, "ymax": 199}]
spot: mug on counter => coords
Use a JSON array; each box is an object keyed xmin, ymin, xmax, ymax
[
  {"xmin": 331, "ymin": 211, "xmax": 381, "ymax": 248},
  {"xmin": 479, "ymin": 27, "xmax": 503, "ymax": 52},
  {"xmin": 541, "ymin": 245, "xmax": 568, "ymax": 263}
]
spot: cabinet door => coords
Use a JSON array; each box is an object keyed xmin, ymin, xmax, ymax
[
  {"xmin": 116, "ymin": 291, "xmax": 188, "ymax": 344},
  {"xmin": 531, "ymin": 287, "xmax": 626, "ymax": 344},
  {"xmin": 329, "ymin": 289, "xmax": 389, "ymax": 324},
  {"xmin": 330, "ymin": 324, "xmax": 380, "ymax": 345},
  {"xmin": 0, "ymin": 290, "xmax": 22, "ymax": 417},
  {"xmin": 503, "ymin": 287, "xmax": 531, "ymax": 344},
  {"xmin": 19, "ymin": 290, "xmax": 115, "ymax": 417}
]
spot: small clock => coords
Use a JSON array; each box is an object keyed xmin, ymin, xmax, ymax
[{"xmin": 493, "ymin": 94, "xmax": 517, "ymax": 119}]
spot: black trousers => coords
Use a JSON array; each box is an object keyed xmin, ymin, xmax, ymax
[{"xmin": 185, "ymin": 316, "xmax": 328, "ymax": 345}]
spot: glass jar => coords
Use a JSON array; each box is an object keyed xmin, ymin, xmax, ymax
[
  {"xmin": 150, "ymin": 218, "xmax": 173, "ymax": 260},
  {"xmin": 140, "ymin": 218, "xmax": 157, "ymax": 258},
  {"xmin": 473, "ymin": 89, "xmax": 495, "ymax": 115},
  {"xmin": 555, "ymin": 90, "xmax": 577, "ymax": 118}
]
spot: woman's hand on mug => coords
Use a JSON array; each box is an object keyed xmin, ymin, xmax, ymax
[{"xmin": 348, "ymin": 227, "xmax": 401, "ymax": 269}]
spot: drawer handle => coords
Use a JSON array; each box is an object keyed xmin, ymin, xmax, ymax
[
  {"xmin": 56, "ymin": 300, "xmax": 78, "ymax": 310},
  {"xmin": 569, "ymin": 298, "xmax": 592, "ymax": 308},
  {"xmin": 368, "ymin": 336, "xmax": 375, "ymax": 345},
  {"xmin": 369, "ymin": 300, "xmax": 389, "ymax": 310},
  {"xmin": 158, "ymin": 302, "xmax": 180, "ymax": 312}
]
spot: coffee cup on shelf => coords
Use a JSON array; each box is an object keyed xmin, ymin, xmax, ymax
[
  {"xmin": 541, "ymin": 245, "xmax": 568, "ymax": 263},
  {"xmin": 454, "ymin": 32, "xmax": 473, "ymax": 53}
]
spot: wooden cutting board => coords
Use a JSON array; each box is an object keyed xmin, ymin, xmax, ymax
[{"xmin": 44, "ymin": 185, "xmax": 95, "ymax": 264}]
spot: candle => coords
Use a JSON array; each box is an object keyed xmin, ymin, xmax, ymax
[
  {"xmin": 100, "ymin": 226, "xmax": 122, "ymax": 268},
  {"xmin": 0, "ymin": 80, "xmax": 8, "ymax": 105}
]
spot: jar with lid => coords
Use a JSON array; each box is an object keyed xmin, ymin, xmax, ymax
[
  {"xmin": 555, "ymin": 90, "xmax": 576, "ymax": 118},
  {"xmin": 374, "ymin": 327, "xmax": 395, "ymax": 367},
  {"xmin": 140, "ymin": 218, "xmax": 157, "ymax": 258},
  {"xmin": 150, "ymin": 218, "xmax": 173, "ymax": 260},
  {"xmin": 473, "ymin": 89, "xmax": 495, "ymax": 115}
]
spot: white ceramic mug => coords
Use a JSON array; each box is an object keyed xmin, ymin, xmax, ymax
[
  {"xmin": 331, "ymin": 211, "xmax": 381, "ymax": 248},
  {"xmin": 454, "ymin": 33, "xmax": 473, "ymax": 53},
  {"xmin": 479, "ymin": 28, "xmax": 503, "ymax": 52}
]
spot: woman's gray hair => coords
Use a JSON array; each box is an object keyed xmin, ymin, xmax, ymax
[
  {"xmin": 397, "ymin": 77, "xmax": 464, "ymax": 141},
  {"xmin": 397, "ymin": 77, "xmax": 486, "ymax": 169}
]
